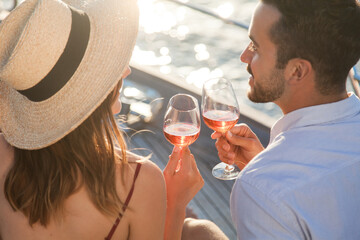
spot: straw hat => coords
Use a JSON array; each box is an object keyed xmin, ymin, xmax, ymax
[{"xmin": 0, "ymin": 0, "xmax": 139, "ymax": 149}]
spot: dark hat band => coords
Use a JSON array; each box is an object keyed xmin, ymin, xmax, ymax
[{"xmin": 18, "ymin": 6, "xmax": 90, "ymax": 102}]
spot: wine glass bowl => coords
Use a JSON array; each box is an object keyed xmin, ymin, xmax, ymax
[
  {"xmin": 202, "ymin": 78, "xmax": 241, "ymax": 180},
  {"xmin": 203, "ymin": 109, "xmax": 239, "ymax": 133},
  {"xmin": 163, "ymin": 94, "xmax": 200, "ymax": 147}
]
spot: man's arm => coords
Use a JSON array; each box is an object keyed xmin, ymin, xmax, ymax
[{"xmin": 231, "ymin": 180, "xmax": 304, "ymax": 240}]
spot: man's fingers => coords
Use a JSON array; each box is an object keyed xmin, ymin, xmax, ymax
[
  {"xmin": 225, "ymin": 131, "xmax": 252, "ymax": 148},
  {"xmin": 229, "ymin": 124, "xmax": 257, "ymax": 139},
  {"xmin": 218, "ymin": 152, "xmax": 235, "ymax": 165},
  {"xmin": 215, "ymin": 137, "xmax": 231, "ymax": 151}
]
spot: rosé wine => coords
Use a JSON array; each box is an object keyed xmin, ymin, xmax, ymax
[
  {"xmin": 164, "ymin": 123, "xmax": 200, "ymax": 146},
  {"xmin": 203, "ymin": 110, "xmax": 239, "ymax": 133}
]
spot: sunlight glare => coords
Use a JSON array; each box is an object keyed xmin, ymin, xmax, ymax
[
  {"xmin": 177, "ymin": 25, "xmax": 189, "ymax": 38},
  {"xmin": 215, "ymin": 3, "xmax": 234, "ymax": 18},
  {"xmin": 194, "ymin": 44, "xmax": 210, "ymax": 61},
  {"xmin": 132, "ymin": 46, "xmax": 172, "ymax": 66},
  {"xmin": 186, "ymin": 68, "xmax": 224, "ymax": 89},
  {"xmin": 160, "ymin": 47, "xmax": 170, "ymax": 56},
  {"xmin": 138, "ymin": 0, "xmax": 177, "ymax": 34}
]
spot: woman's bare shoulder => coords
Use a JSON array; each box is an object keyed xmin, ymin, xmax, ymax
[
  {"xmin": 115, "ymin": 148, "xmax": 165, "ymax": 191},
  {"xmin": 127, "ymin": 151, "xmax": 164, "ymax": 186},
  {"xmin": 115, "ymin": 148, "xmax": 163, "ymax": 175},
  {"xmin": 112, "ymin": 148, "xmax": 166, "ymax": 238},
  {"xmin": 122, "ymin": 151, "xmax": 166, "ymax": 237}
]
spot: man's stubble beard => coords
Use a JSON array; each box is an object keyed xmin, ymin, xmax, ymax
[{"xmin": 247, "ymin": 67, "xmax": 285, "ymax": 103}]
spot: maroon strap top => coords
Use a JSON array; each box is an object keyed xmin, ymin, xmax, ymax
[{"xmin": 104, "ymin": 163, "xmax": 142, "ymax": 240}]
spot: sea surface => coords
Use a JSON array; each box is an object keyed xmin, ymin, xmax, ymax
[
  {"xmin": 3, "ymin": 0, "xmax": 357, "ymax": 120},
  {"xmin": 133, "ymin": 0, "xmax": 283, "ymax": 120}
]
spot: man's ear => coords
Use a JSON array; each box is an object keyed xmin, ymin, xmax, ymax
[{"xmin": 285, "ymin": 58, "xmax": 312, "ymax": 85}]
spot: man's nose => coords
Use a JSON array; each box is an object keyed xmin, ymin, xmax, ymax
[{"xmin": 240, "ymin": 43, "xmax": 252, "ymax": 64}]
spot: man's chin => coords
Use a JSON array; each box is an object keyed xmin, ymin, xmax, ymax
[
  {"xmin": 247, "ymin": 88, "xmax": 258, "ymax": 102},
  {"xmin": 247, "ymin": 89, "xmax": 268, "ymax": 103}
]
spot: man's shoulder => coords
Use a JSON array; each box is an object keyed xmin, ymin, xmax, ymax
[{"xmin": 238, "ymin": 138, "xmax": 360, "ymax": 201}]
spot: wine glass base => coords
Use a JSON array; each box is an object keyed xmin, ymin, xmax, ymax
[{"xmin": 212, "ymin": 162, "xmax": 241, "ymax": 180}]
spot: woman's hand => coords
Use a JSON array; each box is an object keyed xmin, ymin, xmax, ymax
[
  {"xmin": 163, "ymin": 146, "xmax": 204, "ymax": 209},
  {"xmin": 163, "ymin": 146, "xmax": 204, "ymax": 240},
  {"xmin": 211, "ymin": 124, "xmax": 264, "ymax": 169}
]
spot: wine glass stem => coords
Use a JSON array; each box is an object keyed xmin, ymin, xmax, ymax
[{"xmin": 220, "ymin": 132, "xmax": 235, "ymax": 174}]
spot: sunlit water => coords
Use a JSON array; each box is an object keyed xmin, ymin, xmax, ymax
[
  {"xmin": 2, "ymin": 0, "xmax": 358, "ymax": 119},
  {"xmin": 1, "ymin": 0, "xmax": 280, "ymax": 118},
  {"xmin": 133, "ymin": 0, "xmax": 283, "ymax": 119}
]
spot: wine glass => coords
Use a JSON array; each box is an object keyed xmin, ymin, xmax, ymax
[
  {"xmin": 202, "ymin": 77, "xmax": 240, "ymax": 180},
  {"xmin": 163, "ymin": 94, "xmax": 201, "ymax": 169}
]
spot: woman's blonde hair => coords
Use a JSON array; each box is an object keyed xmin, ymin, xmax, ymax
[{"xmin": 4, "ymin": 81, "xmax": 127, "ymax": 226}]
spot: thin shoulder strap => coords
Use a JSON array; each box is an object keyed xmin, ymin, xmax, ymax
[{"xmin": 104, "ymin": 163, "xmax": 142, "ymax": 240}]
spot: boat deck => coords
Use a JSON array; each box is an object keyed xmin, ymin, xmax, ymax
[
  {"xmin": 126, "ymin": 120, "xmax": 237, "ymax": 238},
  {"xmin": 119, "ymin": 66, "xmax": 271, "ymax": 239}
]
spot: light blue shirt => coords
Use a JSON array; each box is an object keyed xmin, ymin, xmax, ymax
[{"xmin": 230, "ymin": 93, "xmax": 360, "ymax": 240}]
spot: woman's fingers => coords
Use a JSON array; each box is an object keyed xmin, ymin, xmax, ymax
[
  {"xmin": 166, "ymin": 146, "xmax": 182, "ymax": 173},
  {"xmin": 167, "ymin": 146, "xmax": 197, "ymax": 173},
  {"xmin": 210, "ymin": 131, "xmax": 223, "ymax": 139},
  {"xmin": 164, "ymin": 146, "xmax": 204, "ymax": 208},
  {"xmin": 180, "ymin": 147, "xmax": 192, "ymax": 170},
  {"xmin": 189, "ymin": 153, "xmax": 198, "ymax": 172}
]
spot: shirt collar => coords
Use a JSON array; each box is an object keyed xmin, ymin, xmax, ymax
[{"xmin": 270, "ymin": 93, "xmax": 360, "ymax": 143}]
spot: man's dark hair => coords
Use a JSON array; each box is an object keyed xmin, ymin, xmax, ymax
[{"xmin": 262, "ymin": 0, "xmax": 360, "ymax": 94}]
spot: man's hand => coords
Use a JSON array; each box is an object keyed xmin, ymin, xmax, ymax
[{"xmin": 211, "ymin": 124, "xmax": 264, "ymax": 169}]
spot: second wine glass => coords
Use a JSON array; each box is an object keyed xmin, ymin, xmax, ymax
[{"xmin": 202, "ymin": 78, "xmax": 240, "ymax": 180}]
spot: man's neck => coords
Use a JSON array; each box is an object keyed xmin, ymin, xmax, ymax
[{"xmin": 276, "ymin": 90, "xmax": 349, "ymax": 115}]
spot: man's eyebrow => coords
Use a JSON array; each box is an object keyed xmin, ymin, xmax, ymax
[{"xmin": 249, "ymin": 35, "xmax": 259, "ymax": 47}]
